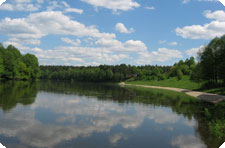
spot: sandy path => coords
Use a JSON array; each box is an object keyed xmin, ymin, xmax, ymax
[{"xmin": 119, "ymin": 82, "xmax": 225, "ymax": 104}]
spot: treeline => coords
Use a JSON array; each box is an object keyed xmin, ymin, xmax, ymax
[
  {"xmin": 196, "ymin": 35, "xmax": 225, "ymax": 86},
  {"xmin": 40, "ymin": 57, "xmax": 195, "ymax": 82},
  {"xmin": 0, "ymin": 44, "xmax": 40, "ymax": 80},
  {"xmin": 1, "ymin": 34, "xmax": 225, "ymax": 85},
  {"xmin": 41, "ymin": 64, "xmax": 170, "ymax": 82},
  {"xmin": 40, "ymin": 35, "xmax": 225, "ymax": 86}
]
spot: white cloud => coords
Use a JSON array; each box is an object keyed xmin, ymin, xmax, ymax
[
  {"xmin": 0, "ymin": 3, "xmax": 13, "ymax": 11},
  {"xmin": 137, "ymin": 48, "xmax": 183, "ymax": 64},
  {"xmin": 169, "ymin": 42, "xmax": 178, "ymax": 46},
  {"xmin": 61, "ymin": 37, "xmax": 81, "ymax": 46},
  {"xmin": 61, "ymin": 1, "xmax": 70, "ymax": 8},
  {"xmin": 176, "ymin": 10, "xmax": 225, "ymax": 39},
  {"xmin": 65, "ymin": 8, "xmax": 83, "ymax": 14},
  {"xmin": 204, "ymin": 10, "xmax": 225, "ymax": 21},
  {"xmin": 109, "ymin": 133, "xmax": 128, "ymax": 145},
  {"xmin": 0, "ymin": 6, "xmax": 184, "ymax": 66},
  {"xmin": 171, "ymin": 135, "xmax": 207, "ymax": 148},
  {"xmin": 0, "ymin": 0, "xmax": 6, "ymax": 6},
  {"xmin": 185, "ymin": 45, "xmax": 205, "ymax": 57},
  {"xmin": 0, "ymin": 92, "xmax": 182, "ymax": 147},
  {"xmin": 0, "ymin": 143, "xmax": 6, "ymax": 148},
  {"xmin": 47, "ymin": 1, "xmax": 62, "ymax": 11},
  {"xmin": 144, "ymin": 6, "xmax": 155, "ymax": 10},
  {"xmin": 15, "ymin": 0, "xmax": 31, "ymax": 3},
  {"xmin": 0, "ymin": 0, "xmax": 39, "ymax": 11},
  {"xmin": 96, "ymin": 38, "xmax": 147, "ymax": 53},
  {"xmin": 0, "ymin": 11, "xmax": 115, "ymax": 40},
  {"xmin": 115, "ymin": 23, "xmax": 134, "ymax": 34},
  {"xmin": 81, "ymin": 0, "xmax": 140, "ymax": 12},
  {"xmin": 61, "ymin": 1, "xmax": 84, "ymax": 14}
]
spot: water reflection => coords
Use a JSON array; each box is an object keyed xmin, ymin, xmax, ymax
[
  {"xmin": 0, "ymin": 81, "xmax": 223, "ymax": 148},
  {"xmin": 0, "ymin": 81, "xmax": 38, "ymax": 111}
]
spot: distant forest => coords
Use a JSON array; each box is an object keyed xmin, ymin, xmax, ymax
[
  {"xmin": 0, "ymin": 35, "xmax": 225, "ymax": 86},
  {"xmin": 41, "ymin": 35, "xmax": 225, "ymax": 86},
  {"xmin": 40, "ymin": 57, "xmax": 196, "ymax": 82}
]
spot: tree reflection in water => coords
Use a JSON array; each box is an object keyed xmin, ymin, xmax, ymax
[{"xmin": 0, "ymin": 80, "xmax": 223, "ymax": 148}]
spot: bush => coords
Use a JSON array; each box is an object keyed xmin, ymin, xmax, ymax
[{"xmin": 177, "ymin": 69, "xmax": 183, "ymax": 80}]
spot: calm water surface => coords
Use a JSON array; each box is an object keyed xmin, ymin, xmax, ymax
[{"xmin": 0, "ymin": 81, "xmax": 224, "ymax": 148}]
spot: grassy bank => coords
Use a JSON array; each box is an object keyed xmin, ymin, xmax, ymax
[
  {"xmin": 125, "ymin": 76, "xmax": 225, "ymax": 95},
  {"xmin": 126, "ymin": 76, "xmax": 202, "ymax": 90}
]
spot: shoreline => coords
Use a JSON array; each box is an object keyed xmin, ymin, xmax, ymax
[{"xmin": 119, "ymin": 82, "xmax": 225, "ymax": 104}]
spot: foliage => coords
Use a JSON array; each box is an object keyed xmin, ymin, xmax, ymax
[
  {"xmin": 0, "ymin": 81, "xmax": 38, "ymax": 111},
  {"xmin": 198, "ymin": 35, "xmax": 225, "ymax": 85},
  {"xmin": 126, "ymin": 76, "xmax": 202, "ymax": 90},
  {"xmin": 40, "ymin": 64, "xmax": 171, "ymax": 82},
  {"xmin": 176, "ymin": 69, "xmax": 183, "ymax": 80},
  {"xmin": 0, "ymin": 43, "xmax": 40, "ymax": 80}
]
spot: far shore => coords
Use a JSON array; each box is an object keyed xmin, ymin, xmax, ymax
[{"xmin": 119, "ymin": 82, "xmax": 225, "ymax": 104}]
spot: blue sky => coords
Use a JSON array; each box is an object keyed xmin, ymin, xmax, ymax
[{"xmin": 0, "ymin": 0, "xmax": 224, "ymax": 66}]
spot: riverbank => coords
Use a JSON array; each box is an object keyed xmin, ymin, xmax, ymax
[{"xmin": 120, "ymin": 82, "xmax": 225, "ymax": 104}]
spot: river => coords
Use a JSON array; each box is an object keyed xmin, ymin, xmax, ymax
[{"xmin": 0, "ymin": 81, "xmax": 224, "ymax": 148}]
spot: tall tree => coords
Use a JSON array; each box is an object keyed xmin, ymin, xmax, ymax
[
  {"xmin": 0, "ymin": 44, "xmax": 4, "ymax": 77},
  {"xmin": 22, "ymin": 54, "xmax": 40, "ymax": 79}
]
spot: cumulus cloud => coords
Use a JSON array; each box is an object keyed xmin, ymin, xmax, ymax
[
  {"xmin": 0, "ymin": 0, "xmax": 40, "ymax": 11},
  {"xmin": 115, "ymin": 23, "xmax": 134, "ymax": 34},
  {"xmin": 176, "ymin": 10, "xmax": 225, "ymax": 40},
  {"xmin": 0, "ymin": 11, "xmax": 115, "ymax": 40},
  {"xmin": 0, "ymin": 3, "xmax": 13, "ymax": 10},
  {"xmin": 0, "ymin": 6, "xmax": 183, "ymax": 65},
  {"xmin": 81, "ymin": 0, "xmax": 140, "ymax": 12},
  {"xmin": 185, "ymin": 45, "xmax": 205, "ymax": 57},
  {"xmin": 0, "ymin": 143, "xmax": 6, "ymax": 148},
  {"xmin": 204, "ymin": 10, "xmax": 225, "ymax": 21},
  {"xmin": 0, "ymin": 0, "xmax": 6, "ymax": 6},
  {"xmin": 137, "ymin": 48, "xmax": 183, "ymax": 64},
  {"xmin": 61, "ymin": 37, "xmax": 81, "ymax": 46}
]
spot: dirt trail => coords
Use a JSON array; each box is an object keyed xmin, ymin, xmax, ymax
[{"xmin": 119, "ymin": 82, "xmax": 225, "ymax": 104}]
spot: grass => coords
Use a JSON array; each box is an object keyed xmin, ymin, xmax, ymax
[
  {"xmin": 125, "ymin": 76, "xmax": 225, "ymax": 95},
  {"xmin": 203, "ymin": 87, "xmax": 225, "ymax": 95},
  {"xmin": 126, "ymin": 76, "xmax": 202, "ymax": 90}
]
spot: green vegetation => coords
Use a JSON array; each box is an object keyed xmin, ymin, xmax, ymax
[
  {"xmin": 0, "ymin": 80, "xmax": 224, "ymax": 147},
  {"xmin": 0, "ymin": 43, "xmax": 40, "ymax": 80},
  {"xmin": 0, "ymin": 81, "xmax": 38, "ymax": 111},
  {"xmin": 40, "ymin": 64, "xmax": 171, "ymax": 82},
  {"xmin": 126, "ymin": 35, "xmax": 225, "ymax": 94},
  {"xmin": 38, "ymin": 81, "xmax": 225, "ymax": 148},
  {"xmin": 126, "ymin": 76, "xmax": 202, "ymax": 90},
  {"xmin": 1, "ymin": 35, "xmax": 225, "ymax": 93}
]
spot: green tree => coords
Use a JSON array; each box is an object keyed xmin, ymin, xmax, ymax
[
  {"xmin": 198, "ymin": 35, "xmax": 225, "ymax": 85},
  {"xmin": 22, "ymin": 54, "xmax": 40, "ymax": 79},
  {"xmin": 2, "ymin": 49, "xmax": 18, "ymax": 79},
  {"xmin": 177, "ymin": 69, "xmax": 183, "ymax": 80},
  {"xmin": 0, "ymin": 45, "xmax": 4, "ymax": 77}
]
